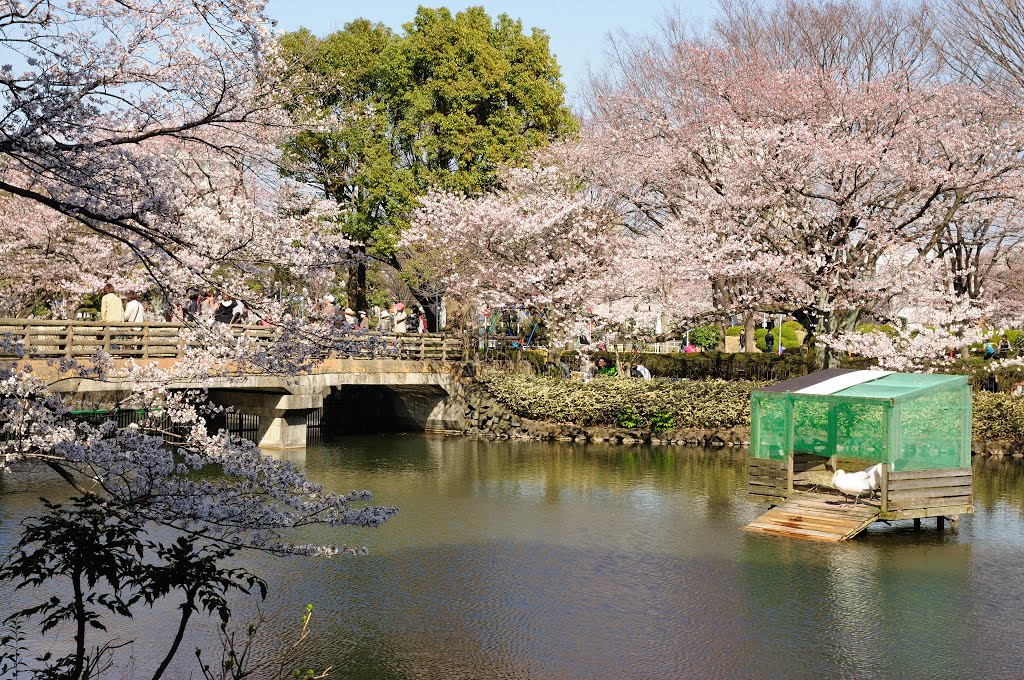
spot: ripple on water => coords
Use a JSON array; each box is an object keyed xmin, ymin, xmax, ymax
[{"xmin": 3, "ymin": 438, "xmax": 1024, "ymax": 679}]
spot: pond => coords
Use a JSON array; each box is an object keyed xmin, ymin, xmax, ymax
[{"xmin": 3, "ymin": 435, "xmax": 1024, "ymax": 679}]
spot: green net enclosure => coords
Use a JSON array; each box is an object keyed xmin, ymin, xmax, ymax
[{"xmin": 751, "ymin": 369, "xmax": 971, "ymax": 472}]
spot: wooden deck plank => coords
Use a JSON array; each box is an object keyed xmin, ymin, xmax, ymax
[
  {"xmin": 745, "ymin": 493, "xmax": 882, "ymax": 542},
  {"xmin": 888, "ymin": 468, "xmax": 972, "ymax": 481},
  {"xmin": 887, "ymin": 477, "xmax": 973, "ymax": 491}
]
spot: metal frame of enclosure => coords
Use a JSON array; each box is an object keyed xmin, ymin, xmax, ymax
[{"xmin": 748, "ymin": 368, "xmax": 974, "ymax": 521}]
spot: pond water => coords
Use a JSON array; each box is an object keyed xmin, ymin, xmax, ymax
[{"xmin": 3, "ymin": 435, "xmax": 1024, "ymax": 679}]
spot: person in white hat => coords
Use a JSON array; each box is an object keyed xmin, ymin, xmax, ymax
[
  {"xmin": 344, "ymin": 307, "xmax": 356, "ymax": 326},
  {"xmin": 322, "ymin": 294, "xmax": 337, "ymax": 319}
]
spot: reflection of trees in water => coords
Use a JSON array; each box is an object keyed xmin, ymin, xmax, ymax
[
  {"xmin": 303, "ymin": 436, "xmax": 752, "ymax": 526},
  {"xmin": 741, "ymin": 531, "xmax": 974, "ymax": 677},
  {"xmin": 971, "ymin": 457, "xmax": 1024, "ymax": 513}
]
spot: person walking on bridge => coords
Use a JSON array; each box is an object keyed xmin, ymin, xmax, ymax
[{"xmin": 100, "ymin": 284, "xmax": 124, "ymax": 323}]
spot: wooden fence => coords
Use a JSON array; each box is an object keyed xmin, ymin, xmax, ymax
[{"xmin": 0, "ymin": 318, "xmax": 464, "ymax": 362}]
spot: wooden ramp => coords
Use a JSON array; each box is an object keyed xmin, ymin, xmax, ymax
[{"xmin": 745, "ymin": 494, "xmax": 881, "ymax": 541}]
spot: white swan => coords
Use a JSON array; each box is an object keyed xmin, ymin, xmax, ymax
[{"xmin": 832, "ymin": 465, "xmax": 884, "ymax": 506}]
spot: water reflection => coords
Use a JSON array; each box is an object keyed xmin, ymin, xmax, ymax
[{"xmin": 2, "ymin": 438, "xmax": 1024, "ymax": 679}]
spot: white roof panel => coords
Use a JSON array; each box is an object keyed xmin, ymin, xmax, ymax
[{"xmin": 794, "ymin": 370, "xmax": 893, "ymax": 396}]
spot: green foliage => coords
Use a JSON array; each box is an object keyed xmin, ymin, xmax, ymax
[
  {"xmin": 577, "ymin": 349, "xmax": 813, "ymax": 382},
  {"xmin": 973, "ymin": 392, "xmax": 1024, "ymax": 441},
  {"xmin": 280, "ymin": 8, "xmax": 578, "ymax": 266},
  {"xmin": 617, "ymin": 407, "xmax": 641, "ymax": 428},
  {"xmin": 481, "ymin": 370, "xmax": 1024, "ymax": 442},
  {"xmin": 726, "ymin": 325, "xmax": 743, "ymax": 337},
  {"xmin": 480, "ymin": 371, "xmax": 763, "ymax": 429},
  {"xmin": 755, "ymin": 327, "xmax": 800, "ymax": 351},
  {"xmin": 689, "ymin": 325, "xmax": 722, "ymax": 350},
  {"xmin": 782, "ymin": 320, "xmax": 806, "ymax": 333},
  {"xmin": 0, "ymin": 496, "xmax": 264, "ymax": 679},
  {"xmin": 650, "ymin": 410, "xmax": 676, "ymax": 432}
]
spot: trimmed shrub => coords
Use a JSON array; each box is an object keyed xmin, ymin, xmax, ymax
[
  {"xmin": 755, "ymin": 327, "xmax": 800, "ymax": 351},
  {"xmin": 973, "ymin": 392, "xmax": 1024, "ymax": 441},
  {"xmin": 689, "ymin": 325, "xmax": 722, "ymax": 351},
  {"xmin": 726, "ymin": 325, "xmax": 743, "ymax": 337},
  {"xmin": 480, "ymin": 370, "xmax": 1024, "ymax": 441},
  {"xmin": 480, "ymin": 371, "xmax": 762, "ymax": 429},
  {"xmin": 782, "ymin": 320, "xmax": 806, "ymax": 333}
]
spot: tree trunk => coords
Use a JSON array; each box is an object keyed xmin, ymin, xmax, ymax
[
  {"xmin": 71, "ymin": 570, "xmax": 87, "ymax": 680},
  {"xmin": 743, "ymin": 313, "xmax": 756, "ymax": 353},
  {"xmin": 346, "ymin": 246, "xmax": 368, "ymax": 312}
]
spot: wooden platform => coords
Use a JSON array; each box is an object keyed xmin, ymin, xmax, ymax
[{"xmin": 745, "ymin": 494, "xmax": 881, "ymax": 541}]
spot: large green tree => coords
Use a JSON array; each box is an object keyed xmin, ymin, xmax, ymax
[{"xmin": 280, "ymin": 6, "xmax": 578, "ymax": 311}]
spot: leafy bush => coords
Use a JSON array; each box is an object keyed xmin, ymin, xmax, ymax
[
  {"xmin": 726, "ymin": 325, "xmax": 743, "ymax": 337},
  {"xmin": 973, "ymin": 392, "xmax": 1024, "ymax": 441},
  {"xmin": 689, "ymin": 325, "xmax": 722, "ymax": 351},
  {"xmin": 481, "ymin": 370, "xmax": 1024, "ymax": 440},
  {"xmin": 480, "ymin": 371, "xmax": 763, "ymax": 429},
  {"xmin": 755, "ymin": 327, "xmax": 800, "ymax": 351},
  {"xmin": 650, "ymin": 410, "xmax": 676, "ymax": 432},
  {"xmin": 617, "ymin": 407, "xmax": 641, "ymax": 428},
  {"xmin": 782, "ymin": 320, "xmax": 806, "ymax": 333}
]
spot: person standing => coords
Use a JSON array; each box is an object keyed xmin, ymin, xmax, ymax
[
  {"xmin": 215, "ymin": 294, "xmax": 235, "ymax": 324},
  {"xmin": 322, "ymin": 294, "xmax": 337, "ymax": 319},
  {"xmin": 200, "ymin": 290, "xmax": 217, "ymax": 319},
  {"xmin": 394, "ymin": 303, "xmax": 408, "ymax": 334},
  {"xmin": 377, "ymin": 306, "xmax": 392, "ymax": 333},
  {"xmin": 123, "ymin": 292, "xmax": 144, "ymax": 323},
  {"xmin": 999, "ymin": 334, "xmax": 1012, "ymax": 359},
  {"xmin": 416, "ymin": 305, "xmax": 428, "ymax": 333},
  {"xmin": 100, "ymin": 284, "xmax": 124, "ymax": 323},
  {"xmin": 358, "ymin": 311, "xmax": 369, "ymax": 330}
]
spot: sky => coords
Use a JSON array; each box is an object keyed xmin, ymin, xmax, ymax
[{"xmin": 264, "ymin": 0, "xmax": 713, "ymax": 102}]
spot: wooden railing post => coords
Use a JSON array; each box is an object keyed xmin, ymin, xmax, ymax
[{"xmin": 65, "ymin": 324, "xmax": 74, "ymax": 358}]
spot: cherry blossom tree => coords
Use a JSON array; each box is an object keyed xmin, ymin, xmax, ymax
[
  {"xmin": 578, "ymin": 28, "xmax": 1024, "ymax": 366},
  {"xmin": 0, "ymin": 2, "xmax": 391, "ymax": 675}
]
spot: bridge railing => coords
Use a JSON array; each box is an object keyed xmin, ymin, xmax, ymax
[{"xmin": 0, "ymin": 318, "xmax": 464, "ymax": 362}]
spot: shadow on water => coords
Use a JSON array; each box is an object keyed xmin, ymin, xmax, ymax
[{"xmin": 4, "ymin": 436, "xmax": 1024, "ymax": 679}]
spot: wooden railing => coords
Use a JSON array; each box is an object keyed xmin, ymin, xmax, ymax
[{"xmin": 0, "ymin": 318, "xmax": 464, "ymax": 362}]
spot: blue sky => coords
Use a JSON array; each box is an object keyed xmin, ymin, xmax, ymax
[{"xmin": 264, "ymin": 1, "xmax": 712, "ymax": 102}]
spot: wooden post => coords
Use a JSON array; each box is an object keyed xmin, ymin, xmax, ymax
[
  {"xmin": 65, "ymin": 324, "xmax": 74, "ymax": 358},
  {"xmin": 786, "ymin": 393, "xmax": 794, "ymax": 493},
  {"xmin": 913, "ymin": 518, "xmax": 921, "ymax": 530},
  {"xmin": 937, "ymin": 515, "xmax": 945, "ymax": 531},
  {"xmin": 880, "ymin": 465, "xmax": 888, "ymax": 514},
  {"xmin": 142, "ymin": 323, "xmax": 150, "ymax": 359},
  {"xmin": 827, "ymin": 402, "xmax": 838, "ymax": 471},
  {"xmin": 103, "ymin": 325, "xmax": 111, "ymax": 353}
]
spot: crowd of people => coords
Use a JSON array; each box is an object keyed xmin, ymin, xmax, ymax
[
  {"xmin": 320, "ymin": 296, "xmax": 428, "ymax": 334},
  {"xmin": 95, "ymin": 284, "xmax": 432, "ymax": 335}
]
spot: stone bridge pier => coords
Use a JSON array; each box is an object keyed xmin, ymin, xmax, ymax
[
  {"xmin": 208, "ymin": 390, "xmax": 328, "ymax": 449},
  {"xmin": 42, "ymin": 357, "xmax": 472, "ymax": 450},
  {"xmin": 201, "ymin": 359, "xmax": 468, "ymax": 449}
]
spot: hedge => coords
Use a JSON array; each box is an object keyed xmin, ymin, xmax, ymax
[
  {"xmin": 582, "ymin": 350, "xmax": 819, "ymax": 382},
  {"xmin": 480, "ymin": 371, "xmax": 1024, "ymax": 442},
  {"xmin": 479, "ymin": 371, "xmax": 761, "ymax": 429}
]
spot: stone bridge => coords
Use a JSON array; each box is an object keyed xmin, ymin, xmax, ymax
[{"xmin": 1, "ymin": 319, "xmax": 479, "ymax": 448}]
